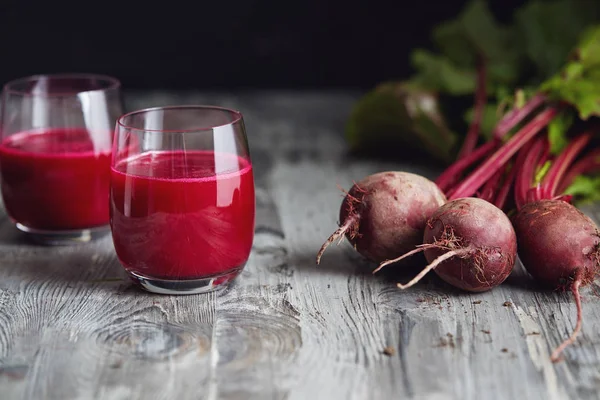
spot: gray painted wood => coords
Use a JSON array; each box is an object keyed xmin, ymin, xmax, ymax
[{"xmin": 0, "ymin": 91, "xmax": 599, "ymax": 400}]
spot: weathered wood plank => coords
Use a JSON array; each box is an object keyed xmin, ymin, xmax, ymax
[
  {"xmin": 0, "ymin": 231, "xmax": 217, "ymax": 400},
  {"xmin": 208, "ymin": 183, "xmax": 301, "ymax": 400}
]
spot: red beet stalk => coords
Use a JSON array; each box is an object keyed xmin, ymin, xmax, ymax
[
  {"xmin": 493, "ymin": 94, "xmax": 546, "ymax": 140},
  {"xmin": 448, "ymin": 107, "xmax": 559, "ymax": 200},
  {"xmin": 539, "ymin": 132, "xmax": 593, "ymax": 200},
  {"xmin": 456, "ymin": 58, "xmax": 487, "ymax": 160},
  {"xmin": 493, "ymin": 162, "xmax": 517, "ymax": 210},
  {"xmin": 478, "ymin": 166, "xmax": 505, "ymax": 203},
  {"xmin": 436, "ymin": 140, "xmax": 498, "ymax": 193},
  {"xmin": 513, "ymin": 137, "xmax": 548, "ymax": 210},
  {"xmin": 557, "ymin": 149, "xmax": 600, "ymax": 194}
]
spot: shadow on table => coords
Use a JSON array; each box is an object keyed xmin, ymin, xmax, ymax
[
  {"xmin": 0, "ymin": 216, "xmax": 110, "ymax": 247},
  {"xmin": 287, "ymin": 244, "xmax": 372, "ymax": 277},
  {"xmin": 291, "ymin": 242, "xmax": 545, "ymax": 297},
  {"xmin": 378, "ymin": 258, "xmax": 539, "ymax": 295},
  {"xmin": 287, "ymin": 244, "xmax": 438, "ymax": 283},
  {"xmin": 0, "ymin": 217, "xmax": 129, "ymax": 290},
  {"xmin": 0, "ymin": 217, "xmax": 33, "ymax": 246},
  {"xmin": 500, "ymin": 262, "xmax": 537, "ymax": 291}
]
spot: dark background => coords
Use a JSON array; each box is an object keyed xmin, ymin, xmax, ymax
[{"xmin": 0, "ymin": 0, "xmax": 526, "ymax": 90}]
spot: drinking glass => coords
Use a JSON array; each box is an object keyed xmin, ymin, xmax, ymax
[
  {"xmin": 0, "ymin": 73, "xmax": 123, "ymax": 244},
  {"xmin": 110, "ymin": 106, "xmax": 255, "ymax": 294}
]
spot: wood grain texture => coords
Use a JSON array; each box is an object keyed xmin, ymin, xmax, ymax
[{"xmin": 0, "ymin": 91, "xmax": 599, "ymax": 400}]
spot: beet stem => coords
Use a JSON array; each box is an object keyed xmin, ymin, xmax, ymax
[
  {"xmin": 396, "ymin": 248, "xmax": 471, "ymax": 290},
  {"xmin": 478, "ymin": 165, "xmax": 505, "ymax": 203},
  {"xmin": 557, "ymin": 149, "xmax": 600, "ymax": 194},
  {"xmin": 514, "ymin": 137, "xmax": 548, "ymax": 210},
  {"xmin": 457, "ymin": 57, "xmax": 487, "ymax": 160},
  {"xmin": 540, "ymin": 133, "xmax": 592, "ymax": 200},
  {"xmin": 493, "ymin": 94, "xmax": 546, "ymax": 140},
  {"xmin": 550, "ymin": 277, "xmax": 583, "ymax": 363},
  {"xmin": 449, "ymin": 107, "xmax": 558, "ymax": 200},
  {"xmin": 494, "ymin": 163, "xmax": 517, "ymax": 210},
  {"xmin": 316, "ymin": 214, "xmax": 359, "ymax": 265},
  {"xmin": 436, "ymin": 140, "xmax": 498, "ymax": 193}
]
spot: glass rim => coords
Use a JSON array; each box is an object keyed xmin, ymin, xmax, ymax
[
  {"xmin": 2, "ymin": 73, "xmax": 122, "ymax": 97},
  {"xmin": 117, "ymin": 105, "xmax": 244, "ymax": 133}
]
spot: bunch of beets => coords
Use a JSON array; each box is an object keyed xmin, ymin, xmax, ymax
[{"xmin": 316, "ymin": 29, "xmax": 600, "ymax": 363}]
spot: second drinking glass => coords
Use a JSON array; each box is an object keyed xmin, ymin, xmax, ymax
[
  {"xmin": 110, "ymin": 106, "xmax": 256, "ymax": 294},
  {"xmin": 0, "ymin": 74, "xmax": 123, "ymax": 244}
]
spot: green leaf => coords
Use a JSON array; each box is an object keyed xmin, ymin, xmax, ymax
[
  {"xmin": 515, "ymin": 0, "xmax": 600, "ymax": 81},
  {"xmin": 577, "ymin": 25, "xmax": 600, "ymax": 66},
  {"xmin": 432, "ymin": 0, "xmax": 521, "ymax": 87},
  {"xmin": 541, "ymin": 26, "xmax": 600, "ymax": 120},
  {"xmin": 514, "ymin": 89, "xmax": 527, "ymax": 109},
  {"xmin": 345, "ymin": 82, "xmax": 458, "ymax": 163},
  {"xmin": 346, "ymin": 1, "xmax": 600, "ymax": 164},
  {"xmin": 564, "ymin": 175, "xmax": 600, "ymax": 205},
  {"xmin": 547, "ymin": 109, "xmax": 575, "ymax": 155},
  {"xmin": 410, "ymin": 50, "xmax": 477, "ymax": 96}
]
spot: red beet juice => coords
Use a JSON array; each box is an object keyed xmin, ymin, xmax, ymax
[
  {"xmin": 0, "ymin": 128, "xmax": 111, "ymax": 231},
  {"xmin": 110, "ymin": 150, "xmax": 255, "ymax": 280}
]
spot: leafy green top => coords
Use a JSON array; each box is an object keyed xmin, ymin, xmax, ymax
[
  {"xmin": 541, "ymin": 26, "xmax": 600, "ymax": 120},
  {"xmin": 346, "ymin": 0, "xmax": 600, "ymax": 162}
]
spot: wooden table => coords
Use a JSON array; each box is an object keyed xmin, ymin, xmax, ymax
[{"xmin": 1, "ymin": 91, "xmax": 599, "ymax": 400}]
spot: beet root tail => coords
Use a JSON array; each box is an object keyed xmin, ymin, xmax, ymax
[
  {"xmin": 373, "ymin": 246, "xmax": 428, "ymax": 274},
  {"xmin": 550, "ymin": 277, "xmax": 583, "ymax": 363},
  {"xmin": 316, "ymin": 214, "xmax": 359, "ymax": 265},
  {"xmin": 396, "ymin": 248, "xmax": 471, "ymax": 290}
]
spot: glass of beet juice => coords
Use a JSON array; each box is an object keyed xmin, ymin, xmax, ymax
[
  {"xmin": 110, "ymin": 106, "xmax": 255, "ymax": 294},
  {"xmin": 0, "ymin": 74, "xmax": 123, "ymax": 245}
]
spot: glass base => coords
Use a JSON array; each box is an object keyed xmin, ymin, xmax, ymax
[
  {"xmin": 15, "ymin": 222, "xmax": 110, "ymax": 246},
  {"xmin": 127, "ymin": 267, "xmax": 243, "ymax": 295}
]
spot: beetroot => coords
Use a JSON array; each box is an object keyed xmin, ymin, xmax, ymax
[
  {"xmin": 375, "ymin": 198, "xmax": 517, "ymax": 292},
  {"xmin": 513, "ymin": 200, "xmax": 600, "ymax": 362},
  {"xmin": 316, "ymin": 171, "xmax": 446, "ymax": 265}
]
